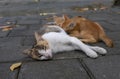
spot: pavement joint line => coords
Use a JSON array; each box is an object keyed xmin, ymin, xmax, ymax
[
  {"xmin": 6, "ymin": 30, "xmax": 12, "ymax": 37},
  {"xmin": 8, "ymin": 35, "xmax": 33, "ymax": 37},
  {"xmin": 53, "ymin": 56, "xmax": 85, "ymax": 60},
  {"xmin": 105, "ymin": 54, "xmax": 120, "ymax": 56},
  {"xmin": 0, "ymin": 58, "xmax": 81, "ymax": 64},
  {"xmin": 20, "ymin": 36, "xmax": 27, "ymax": 46},
  {"xmin": 0, "ymin": 35, "xmax": 27, "ymax": 38},
  {"xmin": 16, "ymin": 66, "xmax": 21, "ymax": 79},
  {"xmin": 78, "ymin": 58, "xmax": 96, "ymax": 79}
]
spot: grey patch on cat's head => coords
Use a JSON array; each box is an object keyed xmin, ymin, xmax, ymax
[
  {"xmin": 46, "ymin": 22, "xmax": 56, "ymax": 25},
  {"xmin": 23, "ymin": 48, "xmax": 41, "ymax": 60},
  {"xmin": 45, "ymin": 26, "xmax": 61, "ymax": 33},
  {"xmin": 37, "ymin": 25, "xmax": 62, "ymax": 35}
]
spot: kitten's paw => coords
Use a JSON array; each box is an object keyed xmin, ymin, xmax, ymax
[
  {"xmin": 94, "ymin": 47, "xmax": 107, "ymax": 55},
  {"xmin": 86, "ymin": 52, "xmax": 98, "ymax": 58}
]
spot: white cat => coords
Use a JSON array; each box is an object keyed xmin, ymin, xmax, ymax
[{"xmin": 24, "ymin": 25, "xmax": 107, "ymax": 60}]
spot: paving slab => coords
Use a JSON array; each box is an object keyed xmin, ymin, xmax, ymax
[
  {"xmin": 107, "ymin": 19, "xmax": 120, "ymax": 25},
  {"xmin": 0, "ymin": 37, "xmax": 24, "ymax": 47},
  {"xmin": 18, "ymin": 59, "xmax": 90, "ymax": 79},
  {"xmin": 110, "ymin": 7, "xmax": 120, "ymax": 14},
  {"xmin": 0, "ymin": 46, "xmax": 31, "ymax": 62},
  {"xmin": 8, "ymin": 24, "xmax": 42, "ymax": 37},
  {"xmin": 17, "ymin": 19, "xmax": 40, "ymax": 25},
  {"xmin": 83, "ymin": 55, "xmax": 120, "ymax": 79},
  {"xmin": 0, "ymin": 17, "xmax": 17, "ymax": 25},
  {"xmin": 22, "ymin": 36, "xmax": 35, "ymax": 46},
  {"xmin": 0, "ymin": 2, "xmax": 38, "ymax": 17},
  {"xmin": 8, "ymin": 28, "xmax": 34, "ymax": 36},
  {"xmin": 97, "ymin": 21, "xmax": 120, "ymax": 32},
  {"xmin": 28, "ymin": 24, "xmax": 42, "ymax": 30},
  {"xmin": 54, "ymin": 50, "xmax": 86, "ymax": 60},
  {"xmin": 106, "ymin": 32, "xmax": 120, "ymax": 41},
  {"xmin": 0, "ymin": 62, "xmax": 18, "ymax": 79},
  {"xmin": 0, "ymin": 0, "xmax": 114, "ymax": 17},
  {"xmin": 106, "ymin": 41, "xmax": 120, "ymax": 55},
  {"xmin": 0, "ymin": 31, "xmax": 9, "ymax": 37},
  {"xmin": 88, "ymin": 12, "xmax": 112, "ymax": 21}
]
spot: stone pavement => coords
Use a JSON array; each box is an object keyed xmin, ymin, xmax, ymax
[{"xmin": 0, "ymin": 0, "xmax": 120, "ymax": 79}]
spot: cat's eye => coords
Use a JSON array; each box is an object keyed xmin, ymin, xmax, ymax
[
  {"xmin": 69, "ymin": 23, "xmax": 75, "ymax": 28},
  {"xmin": 34, "ymin": 45, "xmax": 47, "ymax": 50}
]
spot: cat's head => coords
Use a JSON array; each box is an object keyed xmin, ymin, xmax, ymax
[
  {"xmin": 53, "ymin": 15, "xmax": 76, "ymax": 31},
  {"xmin": 34, "ymin": 32, "xmax": 52, "ymax": 59},
  {"xmin": 23, "ymin": 48, "xmax": 42, "ymax": 60},
  {"xmin": 23, "ymin": 32, "xmax": 52, "ymax": 60}
]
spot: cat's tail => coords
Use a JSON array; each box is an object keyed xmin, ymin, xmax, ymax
[
  {"xmin": 95, "ymin": 22, "xmax": 114, "ymax": 47},
  {"xmin": 100, "ymin": 35, "xmax": 114, "ymax": 47}
]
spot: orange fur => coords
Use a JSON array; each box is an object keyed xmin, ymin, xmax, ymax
[{"xmin": 54, "ymin": 15, "xmax": 114, "ymax": 47}]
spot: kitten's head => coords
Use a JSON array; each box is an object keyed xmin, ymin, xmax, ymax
[
  {"xmin": 53, "ymin": 15, "xmax": 76, "ymax": 31},
  {"xmin": 53, "ymin": 15, "xmax": 65, "ymax": 26}
]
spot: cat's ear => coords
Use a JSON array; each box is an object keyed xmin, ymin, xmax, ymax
[
  {"xmin": 34, "ymin": 32, "xmax": 41, "ymax": 43},
  {"xmin": 63, "ymin": 14, "xmax": 69, "ymax": 20}
]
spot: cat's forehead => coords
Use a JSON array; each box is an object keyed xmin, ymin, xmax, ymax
[{"xmin": 37, "ymin": 39, "xmax": 48, "ymax": 45}]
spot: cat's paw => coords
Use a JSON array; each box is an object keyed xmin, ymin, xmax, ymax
[
  {"xmin": 39, "ymin": 56, "xmax": 49, "ymax": 60},
  {"xmin": 86, "ymin": 52, "xmax": 98, "ymax": 58},
  {"xmin": 94, "ymin": 47, "xmax": 107, "ymax": 55},
  {"xmin": 39, "ymin": 56, "xmax": 52, "ymax": 60}
]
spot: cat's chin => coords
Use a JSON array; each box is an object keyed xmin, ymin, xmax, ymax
[{"xmin": 38, "ymin": 49, "xmax": 52, "ymax": 58}]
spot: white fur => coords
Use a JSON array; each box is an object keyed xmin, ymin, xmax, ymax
[{"xmin": 38, "ymin": 25, "xmax": 107, "ymax": 60}]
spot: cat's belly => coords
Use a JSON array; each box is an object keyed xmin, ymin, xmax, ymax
[
  {"xmin": 42, "ymin": 32, "xmax": 70, "ymax": 43},
  {"xmin": 50, "ymin": 43, "xmax": 75, "ymax": 53},
  {"xmin": 42, "ymin": 32, "xmax": 75, "ymax": 53}
]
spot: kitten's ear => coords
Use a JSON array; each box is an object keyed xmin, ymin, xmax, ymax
[
  {"xmin": 35, "ymin": 32, "xmax": 41, "ymax": 43},
  {"xmin": 63, "ymin": 14, "xmax": 69, "ymax": 20}
]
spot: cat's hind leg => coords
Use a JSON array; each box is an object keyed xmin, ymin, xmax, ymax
[
  {"xmin": 88, "ymin": 46, "xmax": 107, "ymax": 55},
  {"xmin": 70, "ymin": 37, "xmax": 98, "ymax": 58}
]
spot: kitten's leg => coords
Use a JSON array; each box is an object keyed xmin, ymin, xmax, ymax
[
  {"xmin": 70, "ymin": 37, "xmax": 98, "ymax": 58},
  {"xmin": 80, "ymin": 38, "xmax": 97, "ymax": 43},
  {"xmin": 87, "ymin": 46, "xmax": 107, "ymax": 55},
  {"xmin": 78, "ymin": 34, "xmax": 97, "ymax": 43}
]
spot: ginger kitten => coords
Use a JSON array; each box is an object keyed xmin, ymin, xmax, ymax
[{"xmin": 53, "ymin": 15, "xmax": 114, "ymax": 47}]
